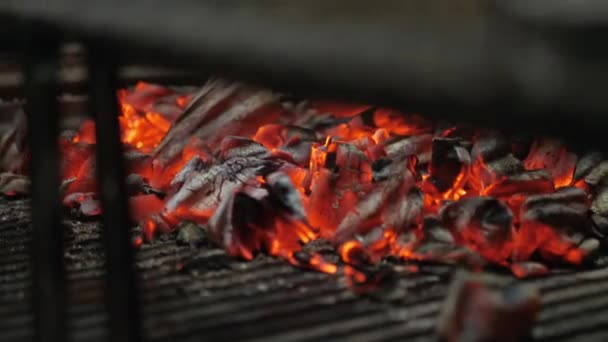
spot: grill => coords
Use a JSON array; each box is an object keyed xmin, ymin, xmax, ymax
[
  {"xmin": 1, "ymin": 1, "xmax": 608, "ymax": 342},
  {"xmin": 3, "ymin": 198, "xmax": 608, "ymax": 341}
]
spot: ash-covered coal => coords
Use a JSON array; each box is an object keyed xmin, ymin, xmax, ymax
[{"xmin": 3, "ymin": 78, "xmax": 606, "ymax": 284}]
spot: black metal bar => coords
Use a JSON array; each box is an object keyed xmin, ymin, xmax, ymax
[
  {"xmin": 23, "ymin": 28, "xmax": 66, "ymax": 342},
  {"xmin": 87, "ymin": 46, "xmax": 141, "ymax": 342}
]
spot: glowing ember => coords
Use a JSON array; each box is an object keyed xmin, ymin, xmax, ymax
[{"xmin": 11, "ymin": 79, "xmax": 603, "ymax": 284}]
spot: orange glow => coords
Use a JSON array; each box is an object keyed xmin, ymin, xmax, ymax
[{"xmin": 60, "ymin": 83, "xmax": 596, "ymax": 283}]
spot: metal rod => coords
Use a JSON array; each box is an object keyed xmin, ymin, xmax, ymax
[
  {"xmin": 87, "ymin": 47, "xmax": 141, "ymax": 342},
  {"xmin": 23, "ymin": 29, "xmax": 66, "ymax": 342}
]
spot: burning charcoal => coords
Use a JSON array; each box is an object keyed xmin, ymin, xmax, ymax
[
  {"xmin": 264, "ymin": 171, "xmax": 306, "ymax": 221},
  {"xmin": 577, "ymin": 238, "xmax": 600, "ymax": 262},
  {"xmin": 371, "ymin": 158, "xmax": 393, "ymax": 182},
  {"xmin": 63, "ymin": 192, "xmax": 101, "ymax": 217},
  {"xmin": 59, "ymin": 177, "xmax": 76, "ymax": 195},
  {"xmin": 124, "ymin": 150, "xmax": 154, "ymax": 175},
  {"xmin": 206, "ymin": 189, "xmax": 265, "ymax": 259},
  {"xmin": 516, "ymin": 187, "xmax": 591, "ymax": 262},
  {"xmin": 422, "ymin": 216, "xmax": 455, "ymax": 244},
  {"xmin": 574, "ymin": 151, "xmax": 604, "ymax": 181},
  {"xmin": 524, "ymin": 138, "xmax": 577, "ymax": 187},
  {"xmin": 470, "ymin": 130, "xmax": 523, "ymax": 191},
  {"xmin": 308, "ymin": 141, "xmax": 373, "ymax": 238},
  {"xmin": 584, "ymin": 160, "xmax": 608, "ymax": 186},
  {"xmin": 333, "ymin": 162, "xmax": 413, "ymax": 244},
  {"xmin": 385, "ymin": 186, "xmax": 424, "ymax": 233},
  {"xmin": 291, "ymin": 250, "xmax": 337, "ymax": 274},
  {"xmin": 384, "ymin": 134, "xmax": 433, "ymax": 165},
  {"xmin": 0, "ymin": 172, "xmax": 30, "ymax": 196},
  {"xmin": 428, "ymin": 138, "xmax": 471, "ymax": 194},
  {"xmin": 440, "ymin": 197, "xmax": 513, "ymax": 263},
  {"xmin": 523, "ymin": 187, "xmax": 589, "ymax": 228},
  {"xmin": 219, "ymin": 136, "xmax": 269, "ymax": 160},
  {"xmin": 591, "ymin": 213, "xmax": 608, "ymax": 238},
  {"xmin": 416, "ymin": 216, "xmax": 485, "ymax": 268},
  {"xmin": 176, "ymin": 221, "xmax": 207, "ymax": 247},
  {"xmin": 164, "ymin": 137, "xmax": 280, "ymax": 215},
  {"xmin": 154, "ymin": 79, "xmax": 282, "ymax": 167},
  {"xmin": 438, "ymin": 272, "xmax": 540, "ymax": 342},
  {"xmin": 126, "ymin": 174, "xmax": 165, "ymax": 198},
  {"xmin": 279, "ymin": 138, "xmax": 314, "ymax": 167},
  {"xmin": 0, "ymin": 110, "xmax": 28, "ymax": 173},
  {"xmin": 511, "ymin": 262, "xmax": 549, "ymax": 278},
  {"xmin": 169, "ymin": 155, "xmax": 206, "ymax": 188},
  {"xmin": 483, "ymin": 170, "xmax": 554, "ymax": 198},
  {"xmin": 471, "ymin": 130, "xmax": 512, "ymax": 162}
]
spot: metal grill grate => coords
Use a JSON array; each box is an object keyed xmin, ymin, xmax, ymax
[{"xmin": 2, "ymin": 198, "xmax": 608, "ymax": 341}]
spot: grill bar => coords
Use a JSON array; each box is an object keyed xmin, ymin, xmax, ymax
[
  {"xmin": 23, "ymin": 28, "xmax": 66, "ymax": 342},
  {"xmin": 88, "ymin": 46, "xmax": 141, "ymax": 342}
]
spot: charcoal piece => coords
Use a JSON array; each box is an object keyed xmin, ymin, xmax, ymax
[
  {"xmin": 63, "ymin": 192, "xmax": 101, "ymax": 217},
  {"xmin": 429, "ymin": 138, "xmax": 471, "ymax": 193},
  {"xmin": 308, "ymin": 141, "xmax": 373, "ymax": 237},
  {"xmin": 438, "ymin": 272, "xmax": 540, "ymax": 342},
  {"xmin": 0, "ymin": 172, "xmax": 30, "ymax": 196},
  {"xmin": 164, "ymin": 137, "xmax": 280, "ymax": 214},
  {"xmin": 219, "ymin": 136, "xmax": 269, "ymax": 160},
  {"xmin": 154, "ymin": 79, "xmax": 282, "ymax": 167},
  {"xmin": 591, "ymin": 213, "xmax": 608, "ymax": 238},
  {"xmin": 524, "ymin": 138, "xmax": 577, "ymax": 187},
  {"xmin": 470, "ymin": 131, "xmax": 523, "ymax": 191},
  {"xmin": 422, "ymin": 216, "xmax": 455, "ymax": 244},
  {"xmin": 510, "ymin": 262, "xmax": 549, "ymax": 278},
  {"xmin": 483, "ymin": 170, "xmax": 553, "ymax": 197},
  {"xmin": 440, "ymin": 197, "xmax": 513, "ymax": 263},
  {"xmin": 59, "ymin": 177, "xmax": 76, "ymax": 195},
  {"xmin": 0, "ymin": 109, "xmax": 28, "ymax": 173},
  {"xmin": 279, "ymin": 139, "xmax": 313, "ymax": 167},
  {"xmin": 282, "ymin": 125, "xmax": 318, "ymax": 142},
  {"xmin": 574, "ymin": 151, "xmax": 604, "ymax": 181},
  {"xmin": 264, "ymin": 171, "xmax": 306, "ymax": 221},
  {"xmin": 591, "ymin": 185, "xmax": 608, "ymax": 217},
  {"xmin": 384, "ymin": 134, "xmax": 433, "ymax": 165},
  {"xmin": 176, "ymin": 221, "xmax": 207, "ymax": 247},
  {"xmin": 126, "ymin": 174, "xmax": 164, "ymax": 198},
  {"xmin": 386, "ymin": 187, "xmax": 424, "ymax": 233},
  {"xmin": 522, "ymin": 187, "xmax": 589, "ymax": 232},
  {"xmin": 471, "ymin": 130, "xmax": 512, "ymax": 162},
  {"xmin": 124, "ymin": 150, "xmax": 153, "ymax": 174},
  {"xmin": 578, "ymin": 238, "xmax": 600, "ymax": 261},
  {"xmin": 484, "ymin": 155, "xmax": 524, "ymax": 177},
  {"xmin": 206, "ymin": 187, "xmax": 270, "ymax": 259},
  {"xmin": 333, "ymin": 164, "xmax": 413, "ymax": 244},
  {"xmin": 585, "ymin": 160, "xmax": 608, "ymax": 186},
  {"xmin": 169, "ymin": 155, "xmax": 206, "ymax": 188},
  {"xmin": 516, "ymin": 187, "xmax": 591, "ymax": 262},
  {"xmin": 371, "ymin": 158, "xmax": 393, "ymax": 182}
]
